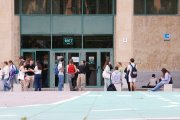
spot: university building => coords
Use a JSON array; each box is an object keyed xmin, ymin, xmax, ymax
[{"xmin": 0, "ymin": 0, "xmax": 180, "ymax": 88}]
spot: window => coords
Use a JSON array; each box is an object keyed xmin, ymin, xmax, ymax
[
  {"xmin": 21, "ymin": 36, "xmax": 51, "ymax": 48},
  {"xmin": 15, "ymin": 0, "xmax": 20, "ymax": 14},
  {"xmin": 134, "ymin": 0, "xmax": 178, "ymax": 15},
  {"xmin": 83, "ymin": 35, "xmax": 113, "ymax": 48},
  {"xmin": 146, "ymin": 0, "xmax": 178, "ymax": 14},
  {"xmin": 52, "ymin": 0, "xmax": 82, "ymax": 14},
  {"xmin": 84, "ymin": 0, "xmax": 112, "ymax": 14},
  {"xmin": 22, "ymin": 0, "xmax": 51, "ymax": 14},
  {"xmin": 52, "ymin": 35, "xmax": 82, "ymax": 48},
  {"xmin": 134, "ymin": 0, "xmax": 145, "ymax": 14}
]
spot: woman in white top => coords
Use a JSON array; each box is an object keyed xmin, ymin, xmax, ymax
[
  {"xmin": 33, "ymin": 61, "xmax": 42, "ymax": 91},
  {"xmin": 102, "ymin": 60, "xmax": 112, "ymax": 91},
  {"xmin": 18, "ymin": 61, "xmax": 26, "ymax": 91},
  {"xmin": 2, "ymin": 61, "xmax": 10, "ymax": 91},
  {"xmin": 151, "ymin": 68, "xmax": 171, "ymax": 91}
]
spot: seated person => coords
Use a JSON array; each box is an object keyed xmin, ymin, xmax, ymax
[
  {"xmin": 150, "ymin": 68, "xmax": 171, "ymax": 92},
  {"xmin": 142, "ymin": 74, "xmax": 158, "ymax": 88},
  {"xmin": 111, "ymin": 66, "xmax": 122, "ymax": 91}
]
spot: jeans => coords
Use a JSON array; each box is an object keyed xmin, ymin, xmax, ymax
[
  {"xmin": 68, "ymin": 74, "xmax": 74, "ymax": 91},
  {"xmin": 104, "ymin": 78, "xmax": 110, "ymax": 91},
  {"xmin": 34, "ymin": 74, "xmax": 41, "ymax": 91},
  {"xmin": 3, "ymin": 78, "xmax": 11, "ymax": 91},
  {"xmin": 151, "ymin": 81, "xmax": 167, "ymax": 91},
  {"xmin": 58, "ymin": 75, "xmax": 64, "ymax": 91}
]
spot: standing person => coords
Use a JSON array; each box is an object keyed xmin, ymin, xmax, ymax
[
  {"xmin": 124, "ymin": 67, "xmax": 131, "ymax": 91},
  {"xmin": 150, "ymin": 68, "xmax": 171, "ymax": 91},
  {"xmin": 25, "ymin": 60, "xmax": 35, "ymax": 91},
  {"xmin": 19, "ymin": 56, "xmax": 25, "ymax": 66},
  {"xmin": 111, "ymin": 66, "xmax": 122, "ymax": 91},
  {"xmin": 118, "ymin": 62, "xmax": 124, "ymax": 74},
  {"xmin": 127, "ymin": 58, "xmax": 137, "ymax": 91},
  {"xmin": 76, "ymin": 60, "xmax": 86, "ymax": 91},
  {"xmin": 85, "ymin": 61, "xmax": 91, "ymax": 86},
  {"xmin": 58, "ymin": 58, "xmax": 64, "ymax": 91},
  {"xmin": 2, "ymin": 61, "xmax": 10, "ymax": 91},
  {"xmin": 66, "ymin": 59, "xmax": 77, "ymax": 91},
  {"xmin": 102, "ymin": 60, "xmax": 111, "ymax": 91},
  {"xmin": 17, "ymin": 61, "xmax": 26, "ymax": 91},
  {"xmin": 0, "ymin": 68, "xmax": 3, "ymax": 91},
  {"xmin": 34, "ymin": 61, "xmax": 42, "ymax": 91},
  {"xmin": 8, "ymin": 60, "xmax": 17, "ymax": 91}
]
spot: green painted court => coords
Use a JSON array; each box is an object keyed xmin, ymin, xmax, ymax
[{"xmin": 1, "ymin": 92, "xmax": 180, "ymax": 120}]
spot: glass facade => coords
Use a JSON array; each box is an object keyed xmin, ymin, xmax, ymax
[
  {"xmin": 83, "ymin": 35, "xmax": 113, "ymax": 48},
  {"xmin": 15, "ymin": 0, "xmax": 115, "ymax": 15},
  {"xmin": 21, "ymin": 36, "xmax": 51, "ymax": 48},
  {"xmin": 22, "ymin": 0, "xmax": 51, "ymax": 14},
  {"xmin": 134, "ymin": 0, "xmax": 178, "ymax": 15}
]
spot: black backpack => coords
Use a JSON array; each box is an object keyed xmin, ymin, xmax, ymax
[{"xmin": 130, "ymin": 64, "xmax": 137, "ymax": 78}]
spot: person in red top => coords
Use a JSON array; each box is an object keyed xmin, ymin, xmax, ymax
[{"xmin": 66, "ymin": 59, "xmax": 77, "ymax": 91}]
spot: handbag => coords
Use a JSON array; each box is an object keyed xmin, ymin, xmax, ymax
[
  {"xmin": 107, "ymin": 74, "xmax": 117, "ymax": 91},
  {"xmin": 102, "ymin": 71, "xmax": 110, "ymax": 79}
]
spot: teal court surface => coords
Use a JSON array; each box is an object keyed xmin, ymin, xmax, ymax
[{"xmin": 0, "ymin": 92, "xmax": 180, "ymax": 120}]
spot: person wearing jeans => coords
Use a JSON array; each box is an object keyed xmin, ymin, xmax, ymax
[
  {"xmin": 58, "ymin": 58, "xmax": 64, "ymax": 91},
  {"xmin": 33, "ymin": 61, "xmax": 42, "ymax": 91},
  {"xmin": 150, "ymin": 68, "xmax": 171, "ymax": 91}
]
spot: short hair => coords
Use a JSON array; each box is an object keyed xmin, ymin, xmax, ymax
[
  {"xmin": 152, "ymin": 74, "xmax": 156, "ymax": 78},
  {"xmin": 19, "ymin": 56, "xmax": 24, "ymax": 60},
  {"xmin": 115, "ymin": 66, "xmax": 119, "ymax": 70},
  {"xmin": 60, "ymin": 58, "xmax": 64, "ymax": 62},
  {"xmin": 9, "ymin": 60, "xmax": 13, "ymax": 64},
  {"xmin": 130, "ymin": 58, "xmax": 135, "ymax": 63}
]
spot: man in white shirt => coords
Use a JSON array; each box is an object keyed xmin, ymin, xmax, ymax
[{"xmin": 127, "ymin": 58, "xmax": 137, "ymax": 91}]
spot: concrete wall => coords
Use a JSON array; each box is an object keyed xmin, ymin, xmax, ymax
[
  {"xmin": 0, "ymin": 0, "xmax": 20, "ymax": 67},
  {"xmin": 115, "ymin": 0, "xmax": 133, "ymax": 67}
]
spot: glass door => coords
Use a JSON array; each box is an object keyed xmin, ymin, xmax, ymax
[{"xmin": 86, "ymin": 52, "xmax": 98, "ymax": 86}]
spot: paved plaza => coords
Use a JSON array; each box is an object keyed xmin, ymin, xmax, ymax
[{"xmin": 0, "ymin": 91, "xmax": 180, "ymax": 120}]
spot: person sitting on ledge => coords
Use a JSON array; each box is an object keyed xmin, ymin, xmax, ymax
[
  {"xmin": 149, "ymin": 68, "xmax": 171, "ymax": 92},
  {"xmin": 142, "ymin": 74, "xmax": 158, "ymax": 88}
]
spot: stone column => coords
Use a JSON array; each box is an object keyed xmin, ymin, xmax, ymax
[
  {"xmin": 115, "ymin": 0, "xmax": 134, "ymax": 67},
  {"xmin": 0, "ymin": 0, "xmax": 20, "ymax": 67}
]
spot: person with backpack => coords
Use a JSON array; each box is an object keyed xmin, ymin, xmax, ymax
[
  {"xmin": 150, "ymin": 68, "xmax": 172, "ymax": 91},
  {"xmin": 8, "ymin": 60, "xmax": 17, "ymax": 91},
  {"xmin": 58, "ymin": 58, "xmax": 64, "ymax": 91},
  {"xmin": 66, "ymin": 59, "xmax": 77, "ymax": 91},
  {"xmin": 111, "ymin": 66, "xmax": 122, "ymax": 91},
  {"xmin": 127, "ymin": 58, "xmax": 137, "ymax": 91},
  {"xmin": 2, "ymin": 61, "xmax": 10, "ymax": 91}
]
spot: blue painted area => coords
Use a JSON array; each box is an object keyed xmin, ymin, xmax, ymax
[
  {"xmin": 164, "ymin": 33, "xmax": 171, "ymax": 40},
  {"xmin": 1, "ymin": 92, "xmax": 180, "ymax": 120}
]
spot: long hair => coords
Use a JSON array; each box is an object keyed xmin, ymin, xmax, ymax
[
  {"xmin": 161, "ymin": 68, "xmax": 170, "ymax": 77},
  {"xmin": 103, "ymin": 60, "xmax": 110, "ymax": 70}
]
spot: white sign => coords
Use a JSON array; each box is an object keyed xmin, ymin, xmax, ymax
[{"xmin": 72, "ymin": 57, "xmax": 79, "ymax": 63}]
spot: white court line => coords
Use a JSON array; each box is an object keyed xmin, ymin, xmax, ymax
[
  {"xmin": 97, "ymin": 117, "xmax": 180, "ymax": 120},
  {"xmin": 87, "ymin": 95, "xmax": 102, "ymax": 97},
  {"xmin": 169, "ymin": 102, "xmax": 180, "ymax": 105},
  {"xmin": 92, "ymin": 108, "xmax": 136, "ymax": 112},
  {"xmin": 0, "ymin": 91, "xmax": 91, "ymax": 109},
  {"xmin": 161, "ymin": 105, "xmax": 179, "ymax": 108},
  {"xmin": 117, "ymin": 95, "xmax": 132, "ymax": 97},
  {"xmin": 0, "ymin": 114, "xmax": 17, "ymax": 117}
]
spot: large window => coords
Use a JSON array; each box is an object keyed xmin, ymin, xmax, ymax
[
  {"xmin": 84, "ymin": 0, "xmax": 112, "ymax": 14},
  {"xmin": 22, "ymin": 0, "xmax": 51, "ymax": 14},
  {"xmin": 52, "ymin": 35, "xmax": 82, "ymax": 48},
  {"xmin": 15, "ymin": 0, "xmax": 20, "ymax": 14},
  {"xmin": 83, "ymin": 35, "xmax": 113, "ymax": 48},
  {"xmin": 52, "ymin": 0, "xmax": 82, "ymax": 14},
  {"xmin": 134, "ymin": 0, "xmax": 178, "ymax": 15},
  {"xmin": 21, "ymin": 36, "xmax": 51, "ymax": 48}
]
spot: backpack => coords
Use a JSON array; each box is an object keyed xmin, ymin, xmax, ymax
[
  {"xmin": 12, "ymin": 65, "xmax": 19, "ymax": 75},
  {"xmin": 68, "ymin": 64, "xmax": 75, "ymax": 74},
  {"xmin": 130, "ymin": 64, "xmax": 137, "ymax": 78},
  {"xmin": 54, "ymin": 65, "xmax": 59, "ymax": 75},
  {"xmin": 111, "ymin": 71, "xmax": 121, "ymax": 84}
]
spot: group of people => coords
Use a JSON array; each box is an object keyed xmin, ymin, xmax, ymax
[
  {"xmin": 102, "ymin": 58, "xmax": 172, "ymax": 92},
  {"xmin": 56, "ymin": 58, "xmax": 87, "ymax": 91},
  {"xmin": 0, "ymin": 57, "xmax": 43, "ymax": 92}
]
